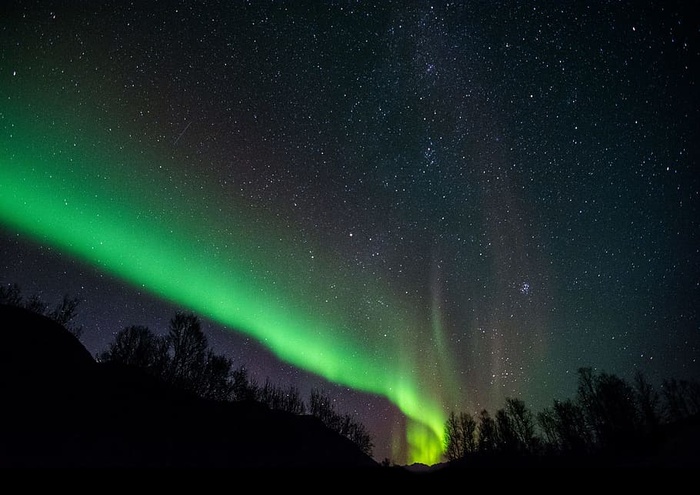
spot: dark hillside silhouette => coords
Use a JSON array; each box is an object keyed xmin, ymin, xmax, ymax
[
  {"xmin": 98, "ymin": 310, "xmax": 374, "ymax": 457},
  {"xmin": 0, "ymin": 304, "xmax": 379, "ymax": 468},
  {"xmin": 2, "ymin": 296, "xmax": 697, "ymax": 473}
]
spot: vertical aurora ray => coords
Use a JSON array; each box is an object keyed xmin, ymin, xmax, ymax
[{"xmin": 0, "ymin": 100, "xmax": 451, "ymax": 464}]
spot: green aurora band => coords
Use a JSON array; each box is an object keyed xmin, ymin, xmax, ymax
[{"xmin": 0, "ymin": 100, "xmax": 455, "ymax": 464}]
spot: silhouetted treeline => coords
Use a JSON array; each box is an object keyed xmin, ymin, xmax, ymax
[
  {"xmin": 5, "ymin": 282, "xmax": 696, "ymax": 467},
  {"xmin": 98, "ymin": 311, "xmax": 374, "ymax": 456},
  {"xmin": 99, "ymin": 313, "xmax": 236, "ymax": 402},
  {"xmin": 444, "ymin": 367, "xmax": 700, "ymax": 465},
  {"xmin": 0, "ymin": 283, "xmax": 82, "ymax": 338},
  {"xmin": 0, "ymin": 282, "xmax": 374, "ymax": 458}
]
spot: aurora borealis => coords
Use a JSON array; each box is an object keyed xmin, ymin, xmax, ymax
[
  {"xmin": 1, "ymin": 1, "xmax": 698, "ymax": 465},
  {"xmin": 0, "ymin": 97, "xmax": 449, "ymax": 462}
]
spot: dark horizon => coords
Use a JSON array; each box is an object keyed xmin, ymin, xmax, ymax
[
  {"xmin": 1, "ymin": 300, "xmax": 698, "ymax": 470},
  {"xmin": 2, "ymin": 290, "xmax": 699, "ymax": 469}
]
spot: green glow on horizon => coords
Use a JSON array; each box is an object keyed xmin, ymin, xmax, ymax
[{"xmin": 0, "ymin": 100, "xmax": 453, "ymax": 464}]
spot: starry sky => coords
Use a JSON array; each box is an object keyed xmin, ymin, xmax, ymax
[{"xmin": 1, "ymin": 0, "xmax": 698, "ymax": 465}]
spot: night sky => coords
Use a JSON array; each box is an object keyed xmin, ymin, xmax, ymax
[{"xmin": 1, "ymin": 1, "xmax": 698, "ymax": 465}]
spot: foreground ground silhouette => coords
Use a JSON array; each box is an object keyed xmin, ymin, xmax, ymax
[
  {"xmin": 0, "ymin": 304, "xmax": 381, "ymax": 469},
  {"xmin": 1, "ymin": 303, "xmax": 697, "ymax": 473}
]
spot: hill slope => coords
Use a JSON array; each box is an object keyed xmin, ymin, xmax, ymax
[{"xmin": 0, "ymin": 304, "xmax": 380, "ymax": 468}]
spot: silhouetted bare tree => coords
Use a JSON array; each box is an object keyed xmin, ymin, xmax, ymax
[
  {"xmin": 24, "ymin": 293, "xmax": 48, "ymax": 315},
  {"xmin": 281, "ymin": 385, "xmax": 306, "ymax": 415},
  {"xmin": 576, "ymin": 367, "xmax": 640, "ymax": 452},
  {"xmin": 476, "ymin": 409, "xmax": 497, "ymax": 452},
  {"xmin": 537, "ymin": 398, "xmax": 591, "ymax": 454},
  {"xmin": 536, "ymin": 407, "xmax": 558, "ymax": 451},
  {"xmin": 231, "ymin": 365, "xmax": 259, "ymax": 402},
  {"xmin": 662, "ymin": 378, "xmax": 700, "ymax": 422},
  {"xmin": 48, "ymin": 294, "xmax": 83, "ymax": 339},
  {"xmin": 167, "ymin": 312, "xmax": 207, "ymax": 392},
  {"xmin": 100, "ymin": 312, "xmax": 237, "ymax": 402},
  {"xmin": 444, "ymin": 411, "xmax": 477, "ymax": 460},
  {"xmin": 309, "ymin": 388, "xmax": 337, "ymax": 429},
  {"xmin": 495, "ymin": 408, "xmax": 518, "ymax": 453},
  {"xmin": 503, "ymin": 397, "xmax": 537, "ymax": 453},
  {"xmin": 198, "ymin": 351, "xmax": 235, "ymax": 401},
  {"xmin": 259, "ymin": 377, "xmax": 285, "ymax": 410},
  {"xmin": 98, "ymin": 325, "xmax": 170, "ymax": 377},
  {"xmin": 0, "ymin": 283, "xmax": 83, "ymax": 338},
  {"xmin": 634, "ymin": 370, "xmax": 661, "ymax": 442},
  {"xmin": 257, "ymin": 378, "xmax": 307, "ymax": 414},
  {"xmin": 0, "ymin": 282, "xmax": 23, "ymax": 306},
  {"xmin": 309, "ymin": 388, "xmax": 373, "ymax": 457},
  {"xmin": 339, "ymin": 413, "xmax": 374, "ymax": 456},
  {"xmin": 444, "ymin": 411, "xmax": 462, "ymax": 461}
]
